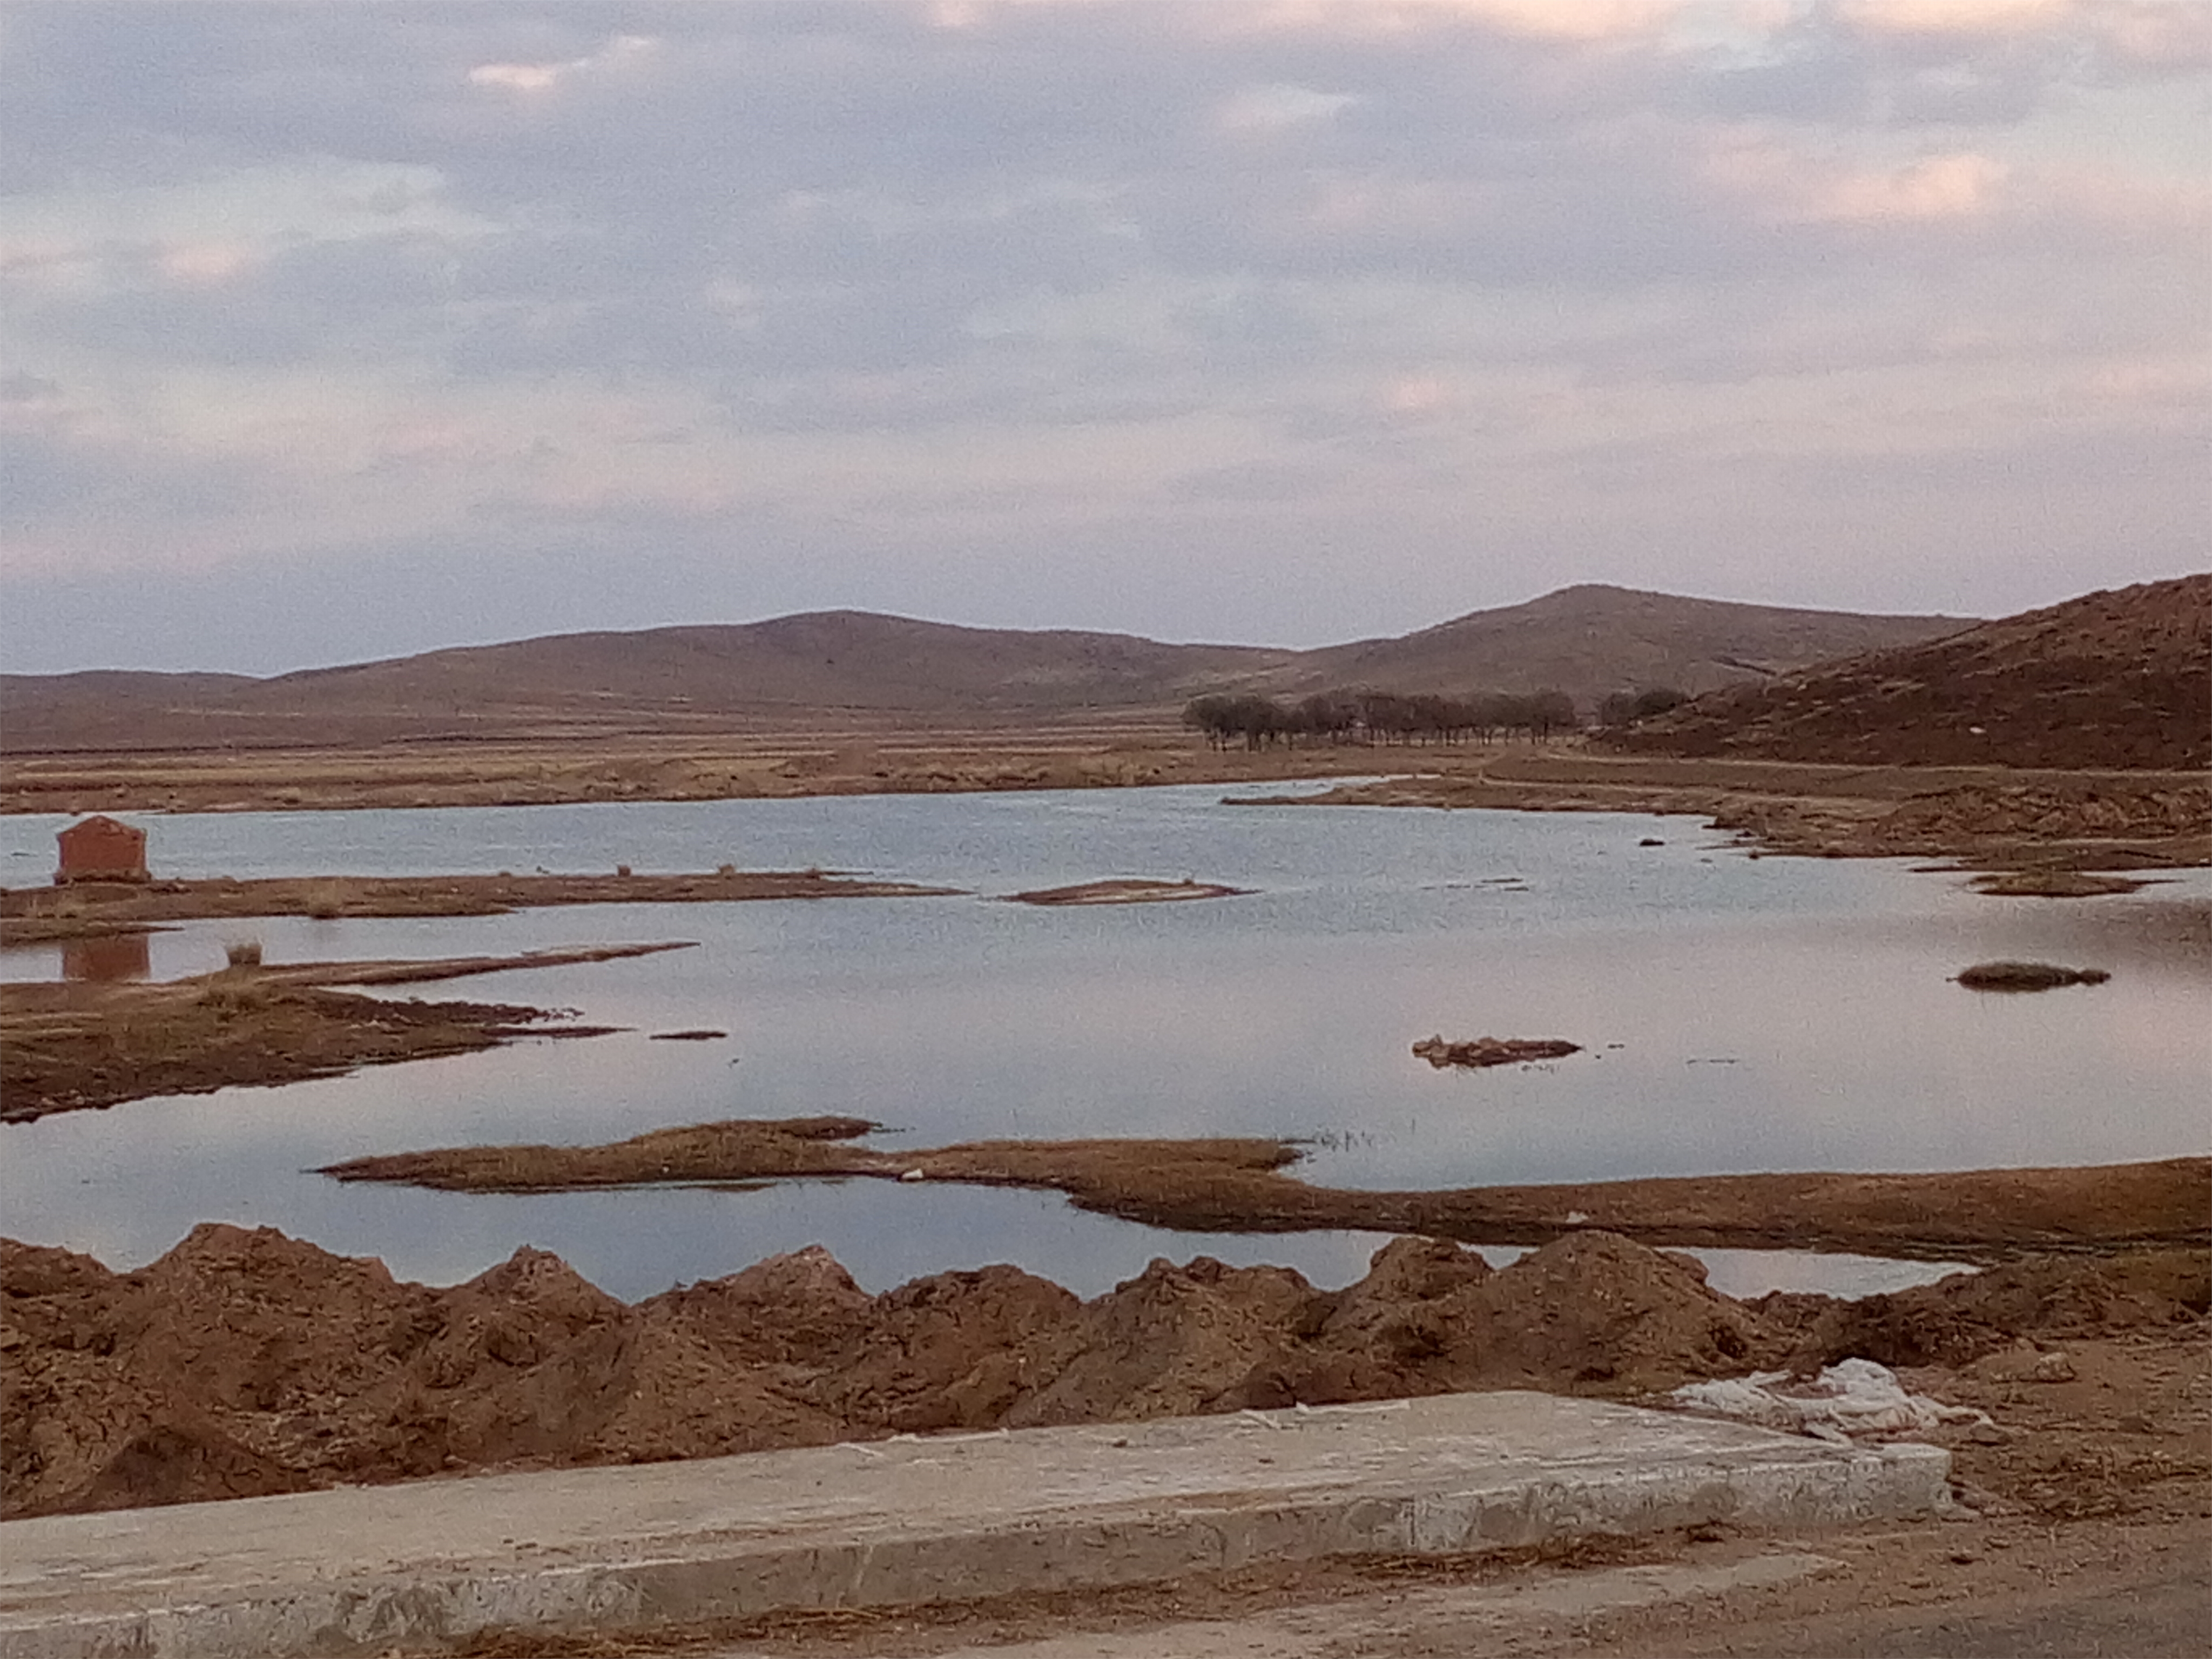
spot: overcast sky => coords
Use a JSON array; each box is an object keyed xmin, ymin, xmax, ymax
[{"xmin": 2, "ymin": 1, "xmax": 2205, "ymax": 675}]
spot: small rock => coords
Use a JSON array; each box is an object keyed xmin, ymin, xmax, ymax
[
  {"xmin": 1968, "ymin": 1421, "xmax": 2011, "ymax": 1445},
  {"xmin": 899, "ymin": 1169, "xmax": 926, "ymax": 1183},
  {"xmin": 2028, "ymin": 1353, "xmax": 2076, "ymax": 1383}
]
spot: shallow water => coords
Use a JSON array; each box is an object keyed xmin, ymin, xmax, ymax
[{"xmin": 3, "ymin": 787, "xmax": 2204, "ymax": 1300}]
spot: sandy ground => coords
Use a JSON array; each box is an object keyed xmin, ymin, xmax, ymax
[{"xmin": 597, "ymin": 1500, "xmax": 2212, "ymax": 1658}]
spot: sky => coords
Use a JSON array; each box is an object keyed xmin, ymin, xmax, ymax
[{"xmin": 1, "ymin": 1, "xmax": 2206, "ymax": 676}]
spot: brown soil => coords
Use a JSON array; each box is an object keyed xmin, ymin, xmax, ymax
[
  {"xmin": 0, "ymin": 868, "xmax": 956, "ymax": 943},
  {"xmin": 6, "ymin": 1223, "xmax": 2200, "ymax": 1524},
  {"xmin": 1004, "ymin": 878, "xmax": 1247, "ymax": 905},
  {"xmin": 0, "ymin": 944, "xmax": 689, "ymax": 1122},
  {"xmin": 316, "ymin": 1117, "xmax": 2211, "ymax": 1263},
  {"xmin": 1413, "ymin": 1035, "xmax": 1582, "ymax": 1068}
]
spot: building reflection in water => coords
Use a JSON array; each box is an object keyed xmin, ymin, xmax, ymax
[{"xmin": 61, "ymin": 931, "xmax": 153, "ymax": 982}]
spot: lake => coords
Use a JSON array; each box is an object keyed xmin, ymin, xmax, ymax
[{"xmin": 4, "ymin": 785, "xmax": 2206, "ymax": 1301}]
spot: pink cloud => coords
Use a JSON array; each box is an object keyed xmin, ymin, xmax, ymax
[
  {"xmin": 1706, "ymin": 138, "xmax": 2012, "ymax": 226},
  {"xmin": 155, "ymin": 241, "xmax": 260, "ymax": 285}
]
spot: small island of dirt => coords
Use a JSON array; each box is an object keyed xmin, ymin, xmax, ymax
[
  {"xmin": 0, "ymin": 867, "xmax": 959, "ymax": 945},
  {"xmin": 316, "ymin": 1116, "xmax": 2210, "ymax": 1264},
  {"xmin": 1955, "ymin": 961, "xmax": 2112, "ymax": 991},
  {"xmin": 0, "ymin": 943, "xmax": 690, "ymax": 1123},
  {"xmin": 1004, "ymin": 878, "xmax": 1248, "ymax": 906},
  {"xmin": 1413, "ymin": 1035, "xmax": 1581, "ymax": 1069}
]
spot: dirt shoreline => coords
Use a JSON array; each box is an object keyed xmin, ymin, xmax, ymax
[
  {"xmin": 0, "ymin": 867, "xmax": 958, "ymax": 944},
  {"xmin": 1234, "ymin": 752, "xmax": 2211, "ymax": 875},
  {"xmin": 4, "ymin": 1221, "xmax": 2202, "ymax": 1525},
  {"xmin": 317, "ymin": 1117, "xmax": 2210, "ymax": 1264},
  {"xmin": 0, "ymin": 945, "xmax": 691, "ymax": 1123},
  {"xmin": 5, "ymin": 734, "xmax": 2204, "ymax": 874}
]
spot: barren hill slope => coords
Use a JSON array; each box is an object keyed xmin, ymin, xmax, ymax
[
  {"xmin": 0, "ymin": 616, "xmax": 1293, "ymax": 753},
  {"xmin": 1, "ymin": 588, "xmax": 1968, "ymax": 755},
  {"xmin": 1615, "ymin": 575, "xmax": 2211, "ymax": 770},
  {"xmin": 1257, "ymin": 583, "xmax": 1968, "ymax": 701}
]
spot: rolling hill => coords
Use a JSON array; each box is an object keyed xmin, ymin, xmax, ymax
[
  {"xmin": 1613, "ymin": 575, "xmax": 2210, "ymax": 771},
  {"xmin": 0, "ymin": 587, "xmax": 1971, "ymax": 754},
  {"xmin": 1256, "ymin": 584, "xmax": 1968, "ymax": 701}
]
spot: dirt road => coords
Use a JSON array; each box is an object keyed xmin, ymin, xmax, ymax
[{"xmin": 653, "ymin": 1515, "xmax": 2209, "ymax": 1658}]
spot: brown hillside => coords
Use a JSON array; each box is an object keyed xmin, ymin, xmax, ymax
[
  {"xmin": 1615, "ymin": 575, "xmax": 2211, "ymax": 770},
  {"xmin": 0, "ymin": 616, "xmax": 1291, "ymax": 754},
  {"xmin": 1261, "ymin": 583, "xmax": 1967, "ymax": 702},
  {"xmin": 0, "ymin": 588, "xmax": 1970, "ymax": 756}
]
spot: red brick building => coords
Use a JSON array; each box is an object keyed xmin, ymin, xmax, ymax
[{"xmin": 54, "ymin": 815, "xmax": 150, "ymax": 885}]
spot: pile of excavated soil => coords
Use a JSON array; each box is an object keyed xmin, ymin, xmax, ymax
[{"xmin": 5, "ymin": 1225, "xmax": 2203, "ymax": 1521}]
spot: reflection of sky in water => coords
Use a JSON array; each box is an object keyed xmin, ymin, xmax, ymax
[{"xmin": 3, "ymin": 789, "xmax": 2205, "ymax": 1301}]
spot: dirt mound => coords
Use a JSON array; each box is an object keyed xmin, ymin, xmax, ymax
[
  {"xmin": 829, "ymin": 1264, "xmax": 1082, "ymax": 1434},
  {"xmin": 1755, "ymin": 1249, "xmax": 2210, "ymax": 1372},
  {"xmin": 1461, "ymin": 1233, "xmax": 1775, "ymax": 1390},
  {"xmin": 5, "ymin": 1227, "xmax": 2203, "ymax": 1521},
  {"xmin": 641, "ymin": 1243, "xmax": 878, "ymax": 1368},
  {"xmin": 1616, "ymin": 575, "xmax": 2211, "ymax": 770},
  {"xmin": 1002, "ymin": 1257, "xmax": 1326, "ymax": 1429}
]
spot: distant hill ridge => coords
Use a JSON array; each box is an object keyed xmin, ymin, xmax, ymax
[
  {"xmin": 1615, "ymin": 575, "xmax": 2211, "ymax": 771},
  {"xmin": 1, "ymin": 585, "xmax": 1971, "ymax": 754}
]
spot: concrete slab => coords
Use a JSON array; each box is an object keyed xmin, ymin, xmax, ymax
[{"xmin": 0, "ymin": 1392, "xmax": 1949, "ymax": 1659}]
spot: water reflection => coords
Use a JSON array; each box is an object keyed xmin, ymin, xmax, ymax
[
  {"xmin": 2, "ymin": 789, "xmax": 2203, "ymax": 1301},
  {"xmin": 60, "ymin": 931, "xmax": 151, "ymax": 982}
]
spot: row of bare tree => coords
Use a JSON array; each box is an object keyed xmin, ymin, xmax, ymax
[
  {"xmin": 1183, "ymin": 689, "xmax": 1576, "ymax": 749},
  {"xmin": 1183, "ymin": 685, "xmax": 1690, "ymax": 750}
]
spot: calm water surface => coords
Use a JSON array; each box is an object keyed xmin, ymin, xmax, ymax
[{"xmin": 3, "ymin": 787, "xmax": 2205, "ymax": 1300}]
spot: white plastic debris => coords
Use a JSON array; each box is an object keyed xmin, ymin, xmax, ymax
[{"xmin": 1669, "ymin": 1358, "xmax": 1992, "ymax": 1439}]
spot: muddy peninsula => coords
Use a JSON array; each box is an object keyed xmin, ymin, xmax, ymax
[{"xmin": 317, "ymin": 1115, "xmax": 2210, "ymax": 1265}]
